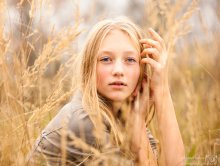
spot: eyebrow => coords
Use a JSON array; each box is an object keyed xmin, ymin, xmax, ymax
[{"xmin": 98, "ymin": 50, "xmax": 139, "ymax": 56}]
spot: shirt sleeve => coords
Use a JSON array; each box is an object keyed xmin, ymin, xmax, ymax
[
  {"xmin": 146, "ymin": 128, "xmax": 159, "ymax": 159},
  {"xmin": 26, "ymin": 108, "xmax": 97, "ymax": 165}
]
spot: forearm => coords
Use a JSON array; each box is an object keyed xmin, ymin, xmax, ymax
[
  {"xmin": 139, "ymin": 27, "xmax": 185, "ymax": 165},
  {"xmin": 130, "ymin": 112, "xmax": 157, "ymax": 166},
  {"xmin": 154, "ymin": 86, "xmax": 185, "ymax": 165},
  {"xmin": 137, "ymin": 129, "xmax": 158, "ymax": 166}
]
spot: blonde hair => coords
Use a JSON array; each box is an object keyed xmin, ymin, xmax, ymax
[{"xmin": 78, "ymin": 16, "xmax": 145, "ymax": 147}]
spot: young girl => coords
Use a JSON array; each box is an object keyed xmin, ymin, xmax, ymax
[{"xmin": 27, "ymin": 17, "xmax": 185, "ymax": 165}]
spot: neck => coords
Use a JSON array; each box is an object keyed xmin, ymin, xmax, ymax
[
  {"xmin": 98, "ymin": 93, "xmax": 123, "ymax": 116},
  {"xmin": 111, "ymin": 101, "xmax": 122, "ymax": 116}
]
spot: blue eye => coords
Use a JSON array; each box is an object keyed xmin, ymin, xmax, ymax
[
  {"xmin": 126, "ymin": 57, "xmax": 136, "ymax": 63},
  {"xmin": 100, "ymin": 57, "xmax": 111, "ymax": 63}
]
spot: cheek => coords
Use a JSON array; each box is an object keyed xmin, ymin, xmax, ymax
[
  {"xmin": 129, "ymin": 67, "xmax": 140, "ymax": 86},
  {"xmin": 96, "ymin": 65, "xmax": 109, "ymax": 85}
]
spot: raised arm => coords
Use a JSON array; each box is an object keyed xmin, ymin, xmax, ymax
[{"xmin": 139, "ymin": 28, "xmax": 185, "ymax": 165}]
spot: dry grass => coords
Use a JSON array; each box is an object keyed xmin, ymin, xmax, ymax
[{"xmin": 0, "ymin": 0, "xmax": 219, "ymax": 165}]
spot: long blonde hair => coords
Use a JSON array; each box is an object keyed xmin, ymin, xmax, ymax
[{"xmin": 79, "ymin": 16, "xmax": 145, "ymax": 148}]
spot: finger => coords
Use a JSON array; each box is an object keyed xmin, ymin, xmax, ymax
[
  {"xmin": 140, "ymin": 48, "xmax": 160, "ymax": 60},
  {"xmin": 141, "ymin": 57, "xmax": 160, "ymax": 70},
  {"xmin": 148, "ymin": 28, "xmax": 165, "ymax": 48},
  {"xmin": 139, "ymin": 38, "xmax": 162, "ymax": 52}
]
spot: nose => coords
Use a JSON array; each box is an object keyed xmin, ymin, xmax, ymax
[{"xmin": 112, "ymin": 60, "xmax": 124, "ymax": 77}]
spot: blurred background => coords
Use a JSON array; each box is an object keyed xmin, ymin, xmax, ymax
[{"xmin": 0, "ymin": 0, "xmax": 220, "ymax": 165}]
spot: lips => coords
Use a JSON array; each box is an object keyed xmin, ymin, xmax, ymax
[{"xmin": 109, "ymin": 81, "xmax": 127, "ymax": 86}]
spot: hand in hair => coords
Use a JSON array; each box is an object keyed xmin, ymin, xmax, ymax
[
  {"xmin": 140, "ymin": 28, "xmax": 168, "ymax": 95},
  {"xmin": 131, "ymin": 28, "xmax": 168, "ymax": 119}
]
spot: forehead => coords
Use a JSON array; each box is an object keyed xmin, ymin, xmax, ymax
[{"xmin": 98, "ymin": 29, "xmax": 139, "ymax": 53}]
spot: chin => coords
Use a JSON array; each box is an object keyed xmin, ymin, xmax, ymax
[
  {"xmin": 98, "ymin": 90, "xmax": 132, "ymax": 102},
  {"xmin": 107, "ymin": 93, "xmax": 129, "ymax": 102}
]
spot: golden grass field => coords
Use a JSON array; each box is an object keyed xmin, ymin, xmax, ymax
[{"xmin": 0, "ymin": 0, "xmax": 219, "ymax": 165}]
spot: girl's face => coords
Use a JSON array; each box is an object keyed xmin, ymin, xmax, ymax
[{"xmin": 96, "ymin": 29, "xmax": 140, "ymax": 103}]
